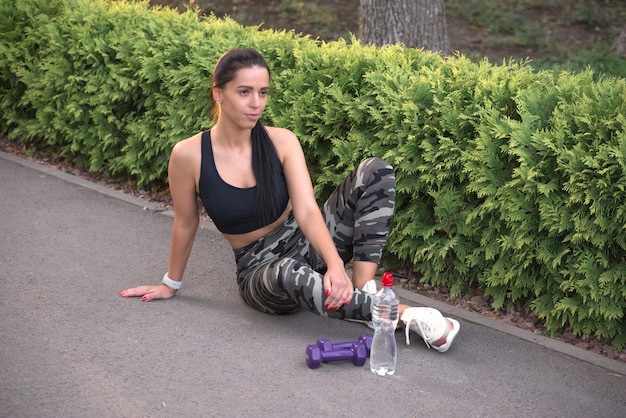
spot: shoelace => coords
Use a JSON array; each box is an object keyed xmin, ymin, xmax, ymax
[{"xmin": 405, "ymin": 317, "xmax": 434, "ymax": 347}]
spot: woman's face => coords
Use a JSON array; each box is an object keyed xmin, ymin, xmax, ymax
[{"xmin": 214, "ymin": 65, "xmax": 270, "ymax": 129}]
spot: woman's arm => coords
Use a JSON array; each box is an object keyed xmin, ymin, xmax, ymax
[
  {"xmin": 119, "ymin": 136, "xmax": 200, "ymax": 301},
  {"xmin": 165, "ymin": 139, "xmax": 201, "ymax": 285},
  {"xmin": 271, "ymin": 127, "xmax": 354, "ymax": 309}
]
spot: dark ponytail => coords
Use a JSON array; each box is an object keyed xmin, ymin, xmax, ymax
[{"xmin": 252, "ymin": 121, "xmax": 283, "ymax": 225}]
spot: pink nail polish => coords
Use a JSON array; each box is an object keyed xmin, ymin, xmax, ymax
[
  {"xmin": 141, "ymin": 296, "xmax": 147, "ymax": 302},
  {"xmin": 325, "ymin": 289, "xmax": 330, "ymax": 296}
]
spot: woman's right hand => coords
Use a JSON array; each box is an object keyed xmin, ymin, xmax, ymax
[{"xmin": 119, "ymin": 284, "xmax": 176, "ymax": 302}]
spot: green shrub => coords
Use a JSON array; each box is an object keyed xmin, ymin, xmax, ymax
[{"xmin": 1, "ymin": 0, "xmax": 625, "ymax": 349}]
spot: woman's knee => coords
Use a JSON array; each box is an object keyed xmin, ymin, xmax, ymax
[
  {"xmin": 361, "ymin": 156, "xmax": 391, "ymax": 170},
  {"xmin": 358, "ymin": 157, "xmax": 396, "ymax": 203},
  {"xmin": 359, "ymin": 157, "xmax": 395, "ymax": 184}
]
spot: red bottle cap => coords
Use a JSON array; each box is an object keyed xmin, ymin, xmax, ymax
[{"xmin": 381, "ymin": 272, "xmax": 394, "ymax": 287}]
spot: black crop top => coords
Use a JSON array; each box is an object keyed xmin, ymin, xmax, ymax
[{"xmin": 197, "ymin": 130, "xmax": 289, "ymax": 234}]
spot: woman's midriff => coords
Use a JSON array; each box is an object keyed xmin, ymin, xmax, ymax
[{"xmin": 223, "ymin": 203, "xmax": 292, "ymax": 250}]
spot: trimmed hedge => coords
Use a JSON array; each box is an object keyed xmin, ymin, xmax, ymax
[{"xmin": 1, "ymin": 0, "xmax": 625, "ymax": 349}]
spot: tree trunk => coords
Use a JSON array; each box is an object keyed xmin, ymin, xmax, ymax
[
  {"xmin": 359, "ymin": 0, "xmax": 449, "ymax": 55},
  {"xmin": 610, "ymin": 24, "xmax": 626, "ymax": 58}
]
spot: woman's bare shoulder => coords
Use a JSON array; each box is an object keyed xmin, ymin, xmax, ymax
[
  {"xmin": 265, "ymin": 126, "xmax": 298, "ymax": 142},
  {"xmin": 264, "ymin": 126, "xmax": 306, "ymax": 167},
  {"xmin": 171, "ymin": 132, "xmax": 202, "ymax": 159},
  {"xmin": 264, "ymin": 126, "xmax": 301, "ymax": 155}
]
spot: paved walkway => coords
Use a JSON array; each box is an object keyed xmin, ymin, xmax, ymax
[{"xmin": 1, "ymin": 151, "xmax": 625, "ymax": 418}]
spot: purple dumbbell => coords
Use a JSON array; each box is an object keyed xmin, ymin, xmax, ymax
[
  {"xmin": 305, "ymin": 341, "xmax": 367, "ymax": 369},
  {"xmin": 319, "ymin": 334, "xmax": 373, "ymax": 357}
]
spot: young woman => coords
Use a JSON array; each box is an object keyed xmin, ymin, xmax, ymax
[{"xmin": 119, "ymin": 48, "xmax": 459, "ymax": 352}]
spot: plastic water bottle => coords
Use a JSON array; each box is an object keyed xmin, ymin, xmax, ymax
[{"xmin": 370, "ymin": 271, "xmax": 399, "ymax": 376}]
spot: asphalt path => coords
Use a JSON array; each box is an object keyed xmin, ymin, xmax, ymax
[{"xmin": 1, "ymin": 151, "xmax": 625, "ymax": 418}]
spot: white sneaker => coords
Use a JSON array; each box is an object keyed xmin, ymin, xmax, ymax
[
  {"xmin": 401, "ymin": 307, "xmax": 460, "ymax": 352},
  {"xmin": 360, "ymin": 279, "xmax": 377, "ymax": 295}
]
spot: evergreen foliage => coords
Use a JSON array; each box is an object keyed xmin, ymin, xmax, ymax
[{"xmin": 1, "ymin": 0, "xmax": 625, "ymax": 349}]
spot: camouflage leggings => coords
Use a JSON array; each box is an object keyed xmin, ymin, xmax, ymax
[{"xmin": 234, "ymin": 157, "xmax": 395, "ymax": 320}]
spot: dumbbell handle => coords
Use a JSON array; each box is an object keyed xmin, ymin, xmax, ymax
[
  {"xmin": 320, "ymin": 349, "xmax": 349, "ymax": 362},
  {"xmin": 320, "ymin": 334, "xmax": 373, "ymax": 357}
]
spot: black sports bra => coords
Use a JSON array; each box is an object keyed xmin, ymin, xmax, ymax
[{"xmin": 197, "ymin": 130, "xmax": 289, "ymax": 234}]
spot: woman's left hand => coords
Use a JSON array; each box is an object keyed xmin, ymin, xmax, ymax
[
  {"xmin": 119, "ymin": 284, "xmax": 176, "ymax": 302},
  {"xmin": 323, "ymin": 266, "xmax": 354, "ymax": 310}
]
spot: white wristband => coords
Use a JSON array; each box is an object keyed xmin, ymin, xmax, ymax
[{"xmin": 162, "ymin": 272, "xmax": 182, "ymax": 290}]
